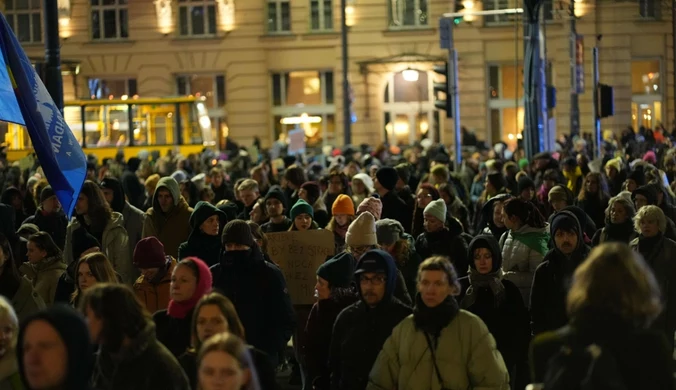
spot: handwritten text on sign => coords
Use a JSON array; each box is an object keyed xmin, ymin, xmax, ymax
[{"xmin": 267, "ymin": 230, "xmax": 335, "ymax": 305}]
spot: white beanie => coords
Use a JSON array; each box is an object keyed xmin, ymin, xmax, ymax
[
  {"xmin": 346, "ymin": 211, "xmax": 377, "ymax": 247},
  {"xmin": 424, "ymin": 198, "xmax": 447, "ymax": 223}
]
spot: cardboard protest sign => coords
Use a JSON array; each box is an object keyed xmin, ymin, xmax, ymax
[{"xmin": 267, "ymin": 230, "xmax": 335, "ymax": 305}]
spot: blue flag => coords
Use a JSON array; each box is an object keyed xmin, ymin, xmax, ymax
[{"xmin": 0, "ymin": 13, "xmax": 86, "ymax": 218}]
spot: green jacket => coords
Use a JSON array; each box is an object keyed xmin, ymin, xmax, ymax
[
  {"xmin": 367, "ymin": 310, "xmax": 510, "ymax": 390},
  {"xmin": 20, "ymin": 256, "xmax": 67, "ymax": 307},
  {"xmin": 10, "ymin": 276, "xmax": 45, "ymax": 321}
]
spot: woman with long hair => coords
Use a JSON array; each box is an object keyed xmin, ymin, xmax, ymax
[
  {"xmin": 321, "ymin": 171, "xmax": 351, "ymax": 219},
  {"xmin": 71, "ymin": 252, "xmax": 119, "ymax": 308},
  {"xmin": 20, "ymin": 232, "xmax": 66, "ymax": 306},
  {"xmin": 576, "ymin": 172, "xmax": 611, "ymax": 229},
  {"xmin": 499, "ymin": 198, "xmax": 550, "ymax": 305},
  {"xmin": 530, "ymin": 243, "xmax": 673, "ymax": 388},
  {"xmin": 591, "ymin": 194, "xmax": 638, "ymax": 246},
  {"xmin": 63, "ymin": 180, "xmax": 131, "ymax": 284},
  {"xmin": 326, "ymin": 195, "xmax": 356, "ymax": 253},
  {"xmin": 180, "ymin": 292, "xmax": 277, "ymax": 390},
  {"xmin": 197, "ymin": 333, "xmax": 261, "ymax": 390}
]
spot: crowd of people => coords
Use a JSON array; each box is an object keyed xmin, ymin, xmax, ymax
[{"xmin": 0, "ymin": 133, "xmax": 674, "ymax": 390}]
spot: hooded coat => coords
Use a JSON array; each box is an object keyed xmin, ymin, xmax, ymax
[
  {"xmin": 457, "ymin": 235, "xmax": 530, "ymax": 378},
  {"xmin": 531, "ymin": 211, "xmax": 590, "ymax": 335},
  {"xmin": 63, "ymin": 212, "xmax": 132, "ymax": 284},
  {"xmin": 177, "ymin": 202, "xmax": 226, "ymax": 266},
  {"xmin": 211, "ymin": 244, "xmax": 295, "ymax": 363},
  {"xmin": 329, "ymin": 250, "xmax": 412, "ymax": 390},
  {"xmin": 4, "ymin": 276, "xmax": 45, "ymax": 322},
  {"xmin": 92, "ymin": 323, "xmax": 190, "ymax": 390},
  {"xmin": 19, "ymin": 256, "xmax": 67, "ymax": 307},
  {"xmin": 22, "ymin": 208, "xmax": 68, "ymax": 250},
  {"xmin": 142, "ymin": 177, "xmax": 193, "ymax": 258}
]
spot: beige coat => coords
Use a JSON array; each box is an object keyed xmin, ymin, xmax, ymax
[{"xmin": 20, "ymin": 256, "xmax": 67, "ymax": 307}]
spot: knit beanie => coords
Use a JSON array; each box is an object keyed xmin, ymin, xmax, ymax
[
  {"xmin": 628, "ymin": 168, "xmax": 646, "ymax": 187},
  {"xmin": 357, "ymin": 197, "xmax": 382, "ymax": 220},
  {"xmin": 548, "ymin": 185, "xmax": 568, "ymax": 203},
  {"xmin": 643, "ymin": 150, "xmax": 657, "ymax": 165},
  {"xmin": 222, "ymin": 220, "xmax": 255, "ymax": 248},
  {"xmin": 332, "ymin": 194, "xmax": 355, "ymax": 216},
  {"xmin": 40, "ymin": 185, "xmax": 56, "ymax": 204},
  {"xmin": 632, "ymin": 184, "xmax": 658, "ymax": 206},
  {"xmin": 264, "ymin": 186, "xmax": 287, "ymax": 209},
  {"xmin": 394, "ymin": 163, "xmax": 412, "ymax": 186},
  {"xmin": 145, "ymin": 173, "xmax": 160, "ymax": 191},
  {"xmin": 487, "ymin": 172, "xmax": 506, "ymax": 191},
  {"xmin": 376, "ymin": 167, "xmax": 399, "ymax": 191},
  {"xmin": 423, "ymin": 198, "xmax": 447, "ymax": 223},
  {"xmin": 300, "ymin": 182, "xmax": 321, "ymax": 205},
  {"xmin": 605, "ymin": 157, "xmax": 622, "ymax": 173},
  {"xmin": 375, "ymin": 218, "xmax": 404, "ymax": 246},
  {"xmin": 133, "ymin": 237, "xmax": 167, "ymax": 269},
  {"xmin": 517, "ymin": 176, "xmax": 535, "ymax": 194},
  {"xmin": 316, "ymin": 252, "xmax": 354, "ymax": 288},
  {"xmin": 290, "ymin": 199, "xmax": 314, "ymax": 220},
  {"xmin": 518, "ymin": 158, "xmax": 530, "ymax": 171},
  {"xmin": 346, "ymin": 211, "xmax": 377, "ymax": 247},
  {"xmin": 551, "ymin": 210, "xmax": 580, "ymax": 238}
]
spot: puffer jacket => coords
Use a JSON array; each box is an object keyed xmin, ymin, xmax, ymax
[
  {"xmin": 499, "ymin": 224, "xmax": 549, "ymax": 305},
  {"xmin": 64, "ymin": 212, "xmax": 132, "ymax": 284},
  {"xmin": 19, "ymin": 256, "xmax": 67, "ymax": 307},
  {"xmin": 366, "ymin": 310, "xmax": 510, "ymax": 390},
  {"xmin": 143, "ymin": 177, "xmax": 193, "ymax": 258},
  {"xmin": 133, "ymin": 258, "xmax": 176, "ymax": 314}
]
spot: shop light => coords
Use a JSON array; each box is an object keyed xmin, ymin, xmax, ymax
[
  {"xmin": 402, "ymin": 68, "xmax": 419, "ymax": 82},
  {"xmin": 281, "ymin": 114, "xmax": 323, "ymax": 125}
]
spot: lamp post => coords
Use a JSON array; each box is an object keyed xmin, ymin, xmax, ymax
[
  {"xmin": 522, "ymin": 0, "xmax": 548, "ymax": 159},
  {"xmin": 44, "ymin": 0, "xmax": 64, "ymax": 112},
  {"xmin": 340, "ymin": 0, "xmax": 352, "ymax": 146},
  {"xmin": 569, "ymin": 0, "xmax": 581, "ymax": 137}
]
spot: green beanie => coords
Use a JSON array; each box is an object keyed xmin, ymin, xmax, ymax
[
  {"xmin": 290, "ymin": 199, "xmax": 314, "ymax": 220},
  {"xmin": 518, "ymin": 158, "xmax": 530, "ymax": 171}
]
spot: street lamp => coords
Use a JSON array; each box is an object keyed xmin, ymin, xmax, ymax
[{"xmin": 402, "ymin": 68, "xmax": 420, "ymax": 82}]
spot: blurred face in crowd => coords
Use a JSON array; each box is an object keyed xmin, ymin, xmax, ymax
[
  {"xmin": 423, "ymin": 214, "xmax": 444, "ymax": 233},
  {"xmin": 75, "ymin": 193, "xmax": 89, "ymax": 216},
  {"xmin": 265, "ymin": 198, "xmax": 284, "ymax": 218},
  {"xmin": 352, "ymin": 179, "xmax": 366, "ymax": 195},
  {"xmin": 315, "ymin": 276, "xmax": 331, "ymax": 300},
  {"xmin": 585, "ymin": 176, "xmax": 599, "ymax": 194},
  {"xmin": 606, "ymin": 166, "xmax": 618, "ymax": 179},
  {"xmin": 484, "ymin": 178, "xmax": 495, "ymax": 195},
  {"xmin": 502, "ymin": 210, "xmax": 520, "ymax": 230},
  {"xmin": 22, "ymin": 320, "xmax": 68, "ymax": 390},
  {"xmin": 171, "ymin": 264, "xmax": 198, "ymax": 303},
  {"xmin": 492, "ymin": 201, "xmax": 505, "ymax": 228},
  {"xmin": 0, "ymin": 315, "xmax": 14, "ymax": 359},
  {"xmin": 359, "ymin": 272, "xmax": 386, "ymax": 307},
  {"xmin": 626, "ymin": 179, "xmax": 638, "ymax": 193},
  {"xmin": 373, "ymin": 177, "xmax": 385, "ymax": 193},
  {"xmin": 201, "ymin": 215, "xmax": 220, "ymax": 236},
  {"xmin": 369, "ymin": 166, "xmax": 379, "ymax": 180},
  {"xmin": 239, "ymin": 189, "xmax": 259, "ymax": 208},
  {"xmin": 610, "ymin": 202, "xmax": 628, "ymax": 224},
  {"xmin": 550, "ymin": 199, "xmax": 567, "ymax": 212},
  {"xmin": 416, "ymin": 189, "xmax": 433, "ymax": 208},
  {"xmin": 328, "ymin": 176, "xmax": 343, "ymax": 195},
  {"xmin": 544, "ymin": 178, "xmax": 557, "ymax": 189},
  {"xmin": 534, "ymin": 158, "xmax": 548, "ymax": 170},
  {"xmin": 473, "ymin": 248, "xmax": 493, "ymax": 275},
  {"xmin": 156, "ymin": 188, "xmax": 174, "ymax": 213},
  {"xmin": 26, "ymin": 241, "xmax": 47, "ymax": 264},
  {"xmin": 346, "ymin": 162, "xmax": 360, "ymax": 178},
  {"xmin": 249, "ymin": 202, "xmax": 265, "ymax": 224},
  {"xmin": 639, "ymin": 217, "xmax": 660, "ymax": 238},
  {"xmin": 251, "ymin": 170, "xmax": 264, "ymax": 186},
  {"xmin": 199, "ymin": 350, "xmax": 250, "ymax": 390},
  {"xmin": 334, "ymin": 214, "xmax": 349, "ymax": 227},
  {"xmin": 520, "ymin": 188, "xmax": 535, "ymax": 202},
  {"xmin": 635, "ymin": 194, "xmax": 651, "ymax": 209},
  {"xmin": 418, "ymin": 270, "xmax": 455, "ymax": 308},
  {"xmin": 180, "ymin": 184, "xmax": 192, "ymax": 205},
  {"xmin": 41, "ymin": 196, "xmax": 61, "ymax": 214},
  {"xmin": 554, "ymin": 229, "xmax": 578, "ymax": 255},
  {"xmin": 77, "ymin": 262, "xmax": 97, "ymax": 292},
  {"xmin": 101, "ymin": 188, "xmax": 115, "ymax": 206},
  {"xmin": 210, "ymin": 173, "xmax": 223, "ymax": 188},
  {"xmin": 196, "ymin": 304, "xmax": 230, "ymax": 343},
  {"xmin": 294, "ymin": 214, "xmax": 312, "ymax": 231},
  {"xmin": 298, "ymin": 188, "xmax": 309, "ymax": 203}
]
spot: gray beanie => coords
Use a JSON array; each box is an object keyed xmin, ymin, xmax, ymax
[{"xmin": 375, "ymin": 219, "xmax": 404, "ymax": 246}]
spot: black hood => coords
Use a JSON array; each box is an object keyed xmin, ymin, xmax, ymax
[
  {"xmin": 632, "ymin": 184, "xmax": 659, "ymax": 206},
  {"xmin": 468, "ymin": 234, "xmax": 503, "ymax": 272},
  {"xmin": 354, "ymin": 249, "xmax": 398, "ymax": 306},
  {"xmin": 100, "ymin": 177, "xmax": 126, "ymax": 213},
  {"xmin": 479, "ymin": 193, "xmax": 512, "ymax": 232},
  {"xmin": 0, "ymin": 186, "xmax": 21, "ymax": 206}
]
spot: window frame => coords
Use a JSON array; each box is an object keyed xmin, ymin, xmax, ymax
[
  {"xmin": 177, "ymin": 0, "xmax": 218, "ymax": 37},
  {"xmin": 271, "ymin": 70, "xmax": 334, "ymax": 107},
  {"xmin": 86, "ymin": 77, "xmax": 137, "ymax": 100},
  {"xmin": 267, "ymin": 0, "xmax": 292, "ymax": 34},
  {"xmin": 486, "ymin": 63, "xmax": 525, "ymax": 145},
  {"xmin": 309, "ymin": 0, "xmax": 333, "ymax": 31},
  {"xmin": 175, "ymin": 73, "xmax": 227, "ymax": 109},
  {"xmin": 5, "ymin": 0, "xmax": 42, "ymax": 44},
  {"xmin": 639, "ymin": 0, "xmax": 660, "ymax": 19},
  {"xmin": 388, "ymin": 0, "xmax": 429, "ymax": 29},
  {"xmin": 90, "ymin": 0, "xmax": 129, "ymax": 41}
]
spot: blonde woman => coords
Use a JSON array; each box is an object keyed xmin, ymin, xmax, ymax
[
  {"xmin": 197, "ymin": 333, "xmax": 261, "ymax": 390},
  {"xmin": 530, "ymin": 243, "xmax": 673, "ymax": 388},
  {"xmin": 0, "ymin": 296, "xmax": 21, "ymax": 390}
]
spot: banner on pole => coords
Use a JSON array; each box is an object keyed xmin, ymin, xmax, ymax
[{"xmin": 572, "ymin": 34, "xmax": 585, "ymax": 94}]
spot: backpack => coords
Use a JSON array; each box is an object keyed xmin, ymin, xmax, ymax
[{"xmin": 543, "ymin": 333, "xmax": 628, "ymax": 390}]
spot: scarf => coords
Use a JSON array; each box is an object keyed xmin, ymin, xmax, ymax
[
  {"xmin": 413, "ymin": 294, "xmax": 459, "ymax": 337},
  {"xmin": 333, "ymin": 222, "xmax": 349, "ymax": 238},
  {"xmin": 563, "ymin": 166, "xmax": 583, "ymax": 192},
  {"xmin": 167, "ymin": 257, "xmax": 212, "ymax": 319},
  {"xmin": 638, "ymin": 233, "xmax": 662, "ymax": 259},
  {"xmin": 604, "ymin": 220, "xmax": 635, "ymax": 243},
  {"xmin": 461, "ymin": 267, "xmax": 506, "ymax": 309},
  {"xmin": 510, "ymin": 229, "xmax": 550, "ymax": 256}
]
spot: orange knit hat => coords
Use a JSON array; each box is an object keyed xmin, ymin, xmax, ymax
[{"xmin": 332, "ymin": 194, "xmax": 355, "ymax": 216}]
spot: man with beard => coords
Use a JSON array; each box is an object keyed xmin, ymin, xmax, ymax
[
  {"xmin": 530, "ymin": 210, "xmax": 590, "ymax": 335},
  {"xmin": 260, "ymin": 187, "xmax": 292, "ymax": 233}
]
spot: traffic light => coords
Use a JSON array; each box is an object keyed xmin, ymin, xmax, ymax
[
  {"xmin": 454, "ymin": 0, "xmax": 465, "ymax": 24},
  {"xmin": 433, "ymin": 62, "xmax": 452, "ymax": 118},
  {"xmin": 597, "ymin": 84, "xmax": 614, "ymax": 118}
]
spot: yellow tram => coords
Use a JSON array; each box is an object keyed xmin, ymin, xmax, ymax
[{"xmin": 3, "ymin": 96, "xmax": 217, "ymax": 161}]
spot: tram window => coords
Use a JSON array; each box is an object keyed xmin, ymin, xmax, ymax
[
  {"xmin": 84, "ymin": 104, "xmax": 130, "ymax": 148},
  {"xmin": 131, "ymin": 104, "xmax": 176, "ymax": 146},
  {"xmin": 180, "ymin": 103, "xmax": 203, "ymax": 145}
]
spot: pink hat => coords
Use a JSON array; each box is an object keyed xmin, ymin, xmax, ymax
[
  {"xmin": 357, "ymin": 197, "xmax": 382, "ymax": 220},
  {"xmin": 643, "ymin": 151, "xmax": 657, "ymax": 165}
]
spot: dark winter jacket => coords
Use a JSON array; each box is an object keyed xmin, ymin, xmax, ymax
[
  {"xmin": 23, "ymin": 208, "xmax": 68, "ymax": 250},
  {"xmin": 329, "ymin": 252, "xmax": 412, "ymax": 390},
  {"xmin": 210, "ymin": 244, "xmax": 295, "ymax": 361},
  {"xmin": 531, "ymin": 211, "xmax": 590, "ymax": 335},
  {"xmin": 575, "ymin": 196, "xmax": 608, "ymax": 232},
  {"xmin": 395, "ymin": 186, "xmax": 415, "ymax": 233},
  {"xmin": 177, "ymin": 201, "xmax": 226, "ymax": 266},
  {"xmin": 591, "ymin": 219, "xmax": 638, "ymax": 246},
  {"xmin": 261, "ymin": 216, "xmax": 293, "ymax": 233},
  {"xmin": 380, "ymin": 191, "xmax": 412, "ymax": 235},
  {"xmin": 1, "ymin": 187, "xmax": 26, "ymax": 231},
  {"xmin": 121, "ymin": 168, "xmax": 146, "ymax": 210},
  {"xmin": 211, "ymin": 183, "xmax": 235, "ymax": 204},
  {"xmin": 304, "ymin": 291, "xmax": 358, "ymax": 390},
  {"xmin": 415, "ymin": 227, "xmax": 469, "ymax": 277},
  {"xmin": 92, "ymin": 323, "xmax": 190, "ymax": 390},
  {"xmin": 531, "ymin": 310, "xmax": 674, "ymax": 390},
  {"xmin": 153, "ymin": 308, "xmax": 193, "ymax": 358}
]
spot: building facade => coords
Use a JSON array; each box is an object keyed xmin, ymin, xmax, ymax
[{"xmin": 4, "ymin": 0, "xmax": 673, "ymax": 151}]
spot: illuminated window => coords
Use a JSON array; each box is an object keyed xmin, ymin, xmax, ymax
[
  {"xmin": 271, "ymin": 71, "xmax": 334, "ymax": 106},
  {"xmin": 87, "ymin": 78, "xmax": 137, "ymax": 99},
  {"xmin": 632, "ymin": 59, "xmax": 663, "ymax": 131},
  {"xmin": 488, "ymin": 64, "xmax": 524, "ymax": 100},
  {"xmin": 389, "ymin": 0, "xmax": 428, "ymax": 28},
  {"xmin": 310, "ymin": 0, "xmax": 333, "ymax": 31},
  {"xmin": 5, "ymin": 0, "xmax": 42, "ymax": 43},
  {"xmin": 176, "ymin": 74, "xmax": 226, "ymax": 108},
  {"xmin": 631, "ymin": 60, "xmax": 660, "ymax": 95},
  {"xmin": 268, "ymin": 0, "xmax": 291, "ymax": 33},
  {"xmin": 487, "ymin": 63, "xmax": 524, "ymax": 145},
  {"xmin": 91, "ymin": 0, "xmax": 129, "ymax": 40},
  {"xmin": 178, "ymin": 0, "xmax": 217, "ymax": 36}
]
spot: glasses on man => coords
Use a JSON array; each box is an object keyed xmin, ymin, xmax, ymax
[{"xmin": 360, "ymin": 275, "xmax": 386, "ymax": 286}]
